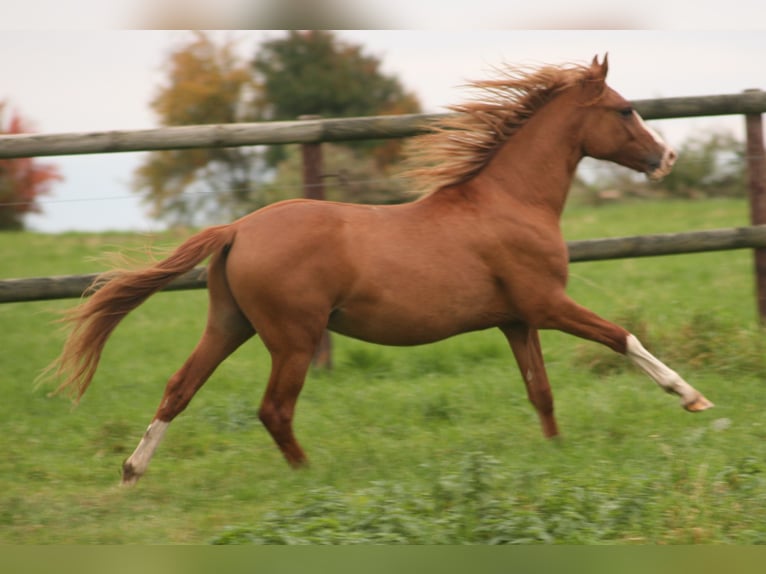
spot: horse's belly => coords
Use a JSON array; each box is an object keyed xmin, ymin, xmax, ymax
[{"xmin": 327, "ymin": 293, "xmax": 511, "ymax": 346}]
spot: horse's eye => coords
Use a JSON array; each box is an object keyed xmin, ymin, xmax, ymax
[{"xmin": 619, "ymin": 107, "xmax": 634, "ymax": 118}]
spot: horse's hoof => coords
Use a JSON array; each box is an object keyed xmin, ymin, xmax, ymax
[
  {"xmin": 120, "ymin": 462, "xmax": 141, "ymax": 486},
  {"xmin": 683, "ymin": 394, "xmax": 714, "ymax": 412}
]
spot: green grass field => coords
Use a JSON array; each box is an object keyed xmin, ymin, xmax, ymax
[{"xmin": 1, "ymin": 198, "xmax": 764, "ymax": 544}]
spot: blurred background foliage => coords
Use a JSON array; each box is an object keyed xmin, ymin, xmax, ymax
[{"xmin": 132, "ymin": 30, "xmax": 421, "ymax": 226}]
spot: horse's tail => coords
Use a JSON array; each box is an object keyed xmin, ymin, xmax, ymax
[{"xmin": 43, "ymin": 223, "xmax": 237, "ymax": 402}]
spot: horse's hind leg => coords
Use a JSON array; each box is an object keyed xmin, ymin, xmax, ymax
[
  {"xmin": 121, "ymin": 320, "xmax": 253, "ymax": 485},
  {"xmin": 245, "ymin": 306, "xmax": 330, "ymax": 468},
  {"xmin": 121, "ymin": 253, "xmax": 254, "ymax": 486},
  {"xmin": 258, "ymin": 343, "xmax": 316, "ymax": 468},
  {"xmin": 501, "ymin": 324, "xmax": 559, "ymax": 438}
]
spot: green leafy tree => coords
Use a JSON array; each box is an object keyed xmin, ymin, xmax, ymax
[
  {"xmin": 0, "ymin": 102, "xmax": 62, "ymax": 230},
  {"xmin": 252, "ymin": 30, "xmax": 421, "ymax": 202},
  {"xmin": 253, "ymin": 30, "xmax": 420, "ymax": 122}
]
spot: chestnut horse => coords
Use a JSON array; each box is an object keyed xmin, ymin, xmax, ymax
[{"xmin": 46, "ymin": 56, "xmax": 712, "ymax": 486}]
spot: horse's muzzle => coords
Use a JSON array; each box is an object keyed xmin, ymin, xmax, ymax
[{"xmin": 647, "ymin": 147, "xmax": 677, "ymax": 181}]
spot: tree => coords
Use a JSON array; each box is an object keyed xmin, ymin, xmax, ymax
[
  {"xmin": 0, "ymin": 102, "xmax": 62, "ymax": 230},
  {"xmin": 132, "ymin": 32, "xmax": 262, "ymax": 226},
  {"xmin": 252, "ymin": 30, "xmax": 419, "ymax": 121},
  {"xmin": 252, "ymin": 30, "xmax": 421, "ymax": 169}
]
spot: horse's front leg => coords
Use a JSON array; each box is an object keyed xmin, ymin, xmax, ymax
[
  {"xmin": 623, "ymin": 333, "xmax": 714, "ymax": 411},
  {"xmin": 501, "ymin": 323, "xmax": 559, "ymax": 438},
  {"xmin": 538, "ymin": 294, "xmax": 713, "ymax": 412}
]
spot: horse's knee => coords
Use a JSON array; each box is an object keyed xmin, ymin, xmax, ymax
[
  {"xmin": 258, "ymin": 402, "xmax": 277, "ymax": 428},
  {"xmin": 522, "ymin": 370, "xmax": 553, "ymax": 411},
  {"xmin": 258, "ymin": 401, "xmax": 292, "ymax": 434}
]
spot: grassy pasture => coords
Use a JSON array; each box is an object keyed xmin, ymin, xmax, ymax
[{"xmin": 1, "ymin": 198, "xmax": 764, "ymax": 544}]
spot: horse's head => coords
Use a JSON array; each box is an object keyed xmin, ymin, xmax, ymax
[{"xmin": 577, "ymin": 55, "xmax": 676, "ymax": 181}]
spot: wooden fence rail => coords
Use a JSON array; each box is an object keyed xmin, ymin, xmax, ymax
[
  {"xmin": 2, "ymin": 225, "xmax": 765, "ymax": 304},
  {"xmin": 2, "ymin": 92, "xmax": 766, "ymax": 159}
]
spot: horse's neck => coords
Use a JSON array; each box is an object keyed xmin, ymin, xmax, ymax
[{"xmin": 475, "ymin": 103, "xmax": 585, "ymax": 215}]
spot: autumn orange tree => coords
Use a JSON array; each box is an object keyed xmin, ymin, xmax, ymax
[
  {"xmin": 133, "ymin": 32, "xmax": 260, "ymax": 226},
  {"xmin": 134, "ymin": 31, "xmax": 421, "ymax": 225},
  {"xmin": 0, "ymin": 102, "xmax": 62, "ymax": 230}
]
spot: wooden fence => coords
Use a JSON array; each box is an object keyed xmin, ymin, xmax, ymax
[
  {"xmin": 2, "ymin": 92, "xmax": 766, "ymax": 159},
  {"xmin": 1, "ymin": 90, "xmax": 765, "ymax": 322},
  {"xmin": 1, "ymin": 225, "xmax": 765, "ymax": 304}
]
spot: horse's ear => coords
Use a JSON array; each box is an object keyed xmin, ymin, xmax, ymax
[
  {"xmin": 581, "ymin": 54, "xmax": 608, "ymax": 101},
  {"xmin": 590, "ymin": 53, "xmax": 609, "ymax": 80}
]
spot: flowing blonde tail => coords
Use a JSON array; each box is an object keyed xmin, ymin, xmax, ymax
[{"xmin": 42, "ymin": 224, "xmax": 236, "ymax": 401}]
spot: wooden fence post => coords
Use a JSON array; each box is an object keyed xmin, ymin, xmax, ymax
[
  {"xmin": 299, "ymin": 115, "xmax": 333, "ymax": 368},
  {"xmin": 745, "ymin": 90, "xmax": 766, "ymax": 324}
]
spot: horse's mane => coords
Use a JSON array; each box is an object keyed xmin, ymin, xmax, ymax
[{"xmin": 403, "ymin": 61, "xmax": 599, "ymax": 195}]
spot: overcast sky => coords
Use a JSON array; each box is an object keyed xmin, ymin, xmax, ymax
[{"xmin": 1, "ymin": 29, "xmax": 765, "ymax": 232}]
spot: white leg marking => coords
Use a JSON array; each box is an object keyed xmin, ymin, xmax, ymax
[
  {"xmin": 625, "ymin": 334, "xmax": 713, "ymax": 411},
  {"xmin": 122, "ymin": 420, "xmax": 169, "ymax": 484}
]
